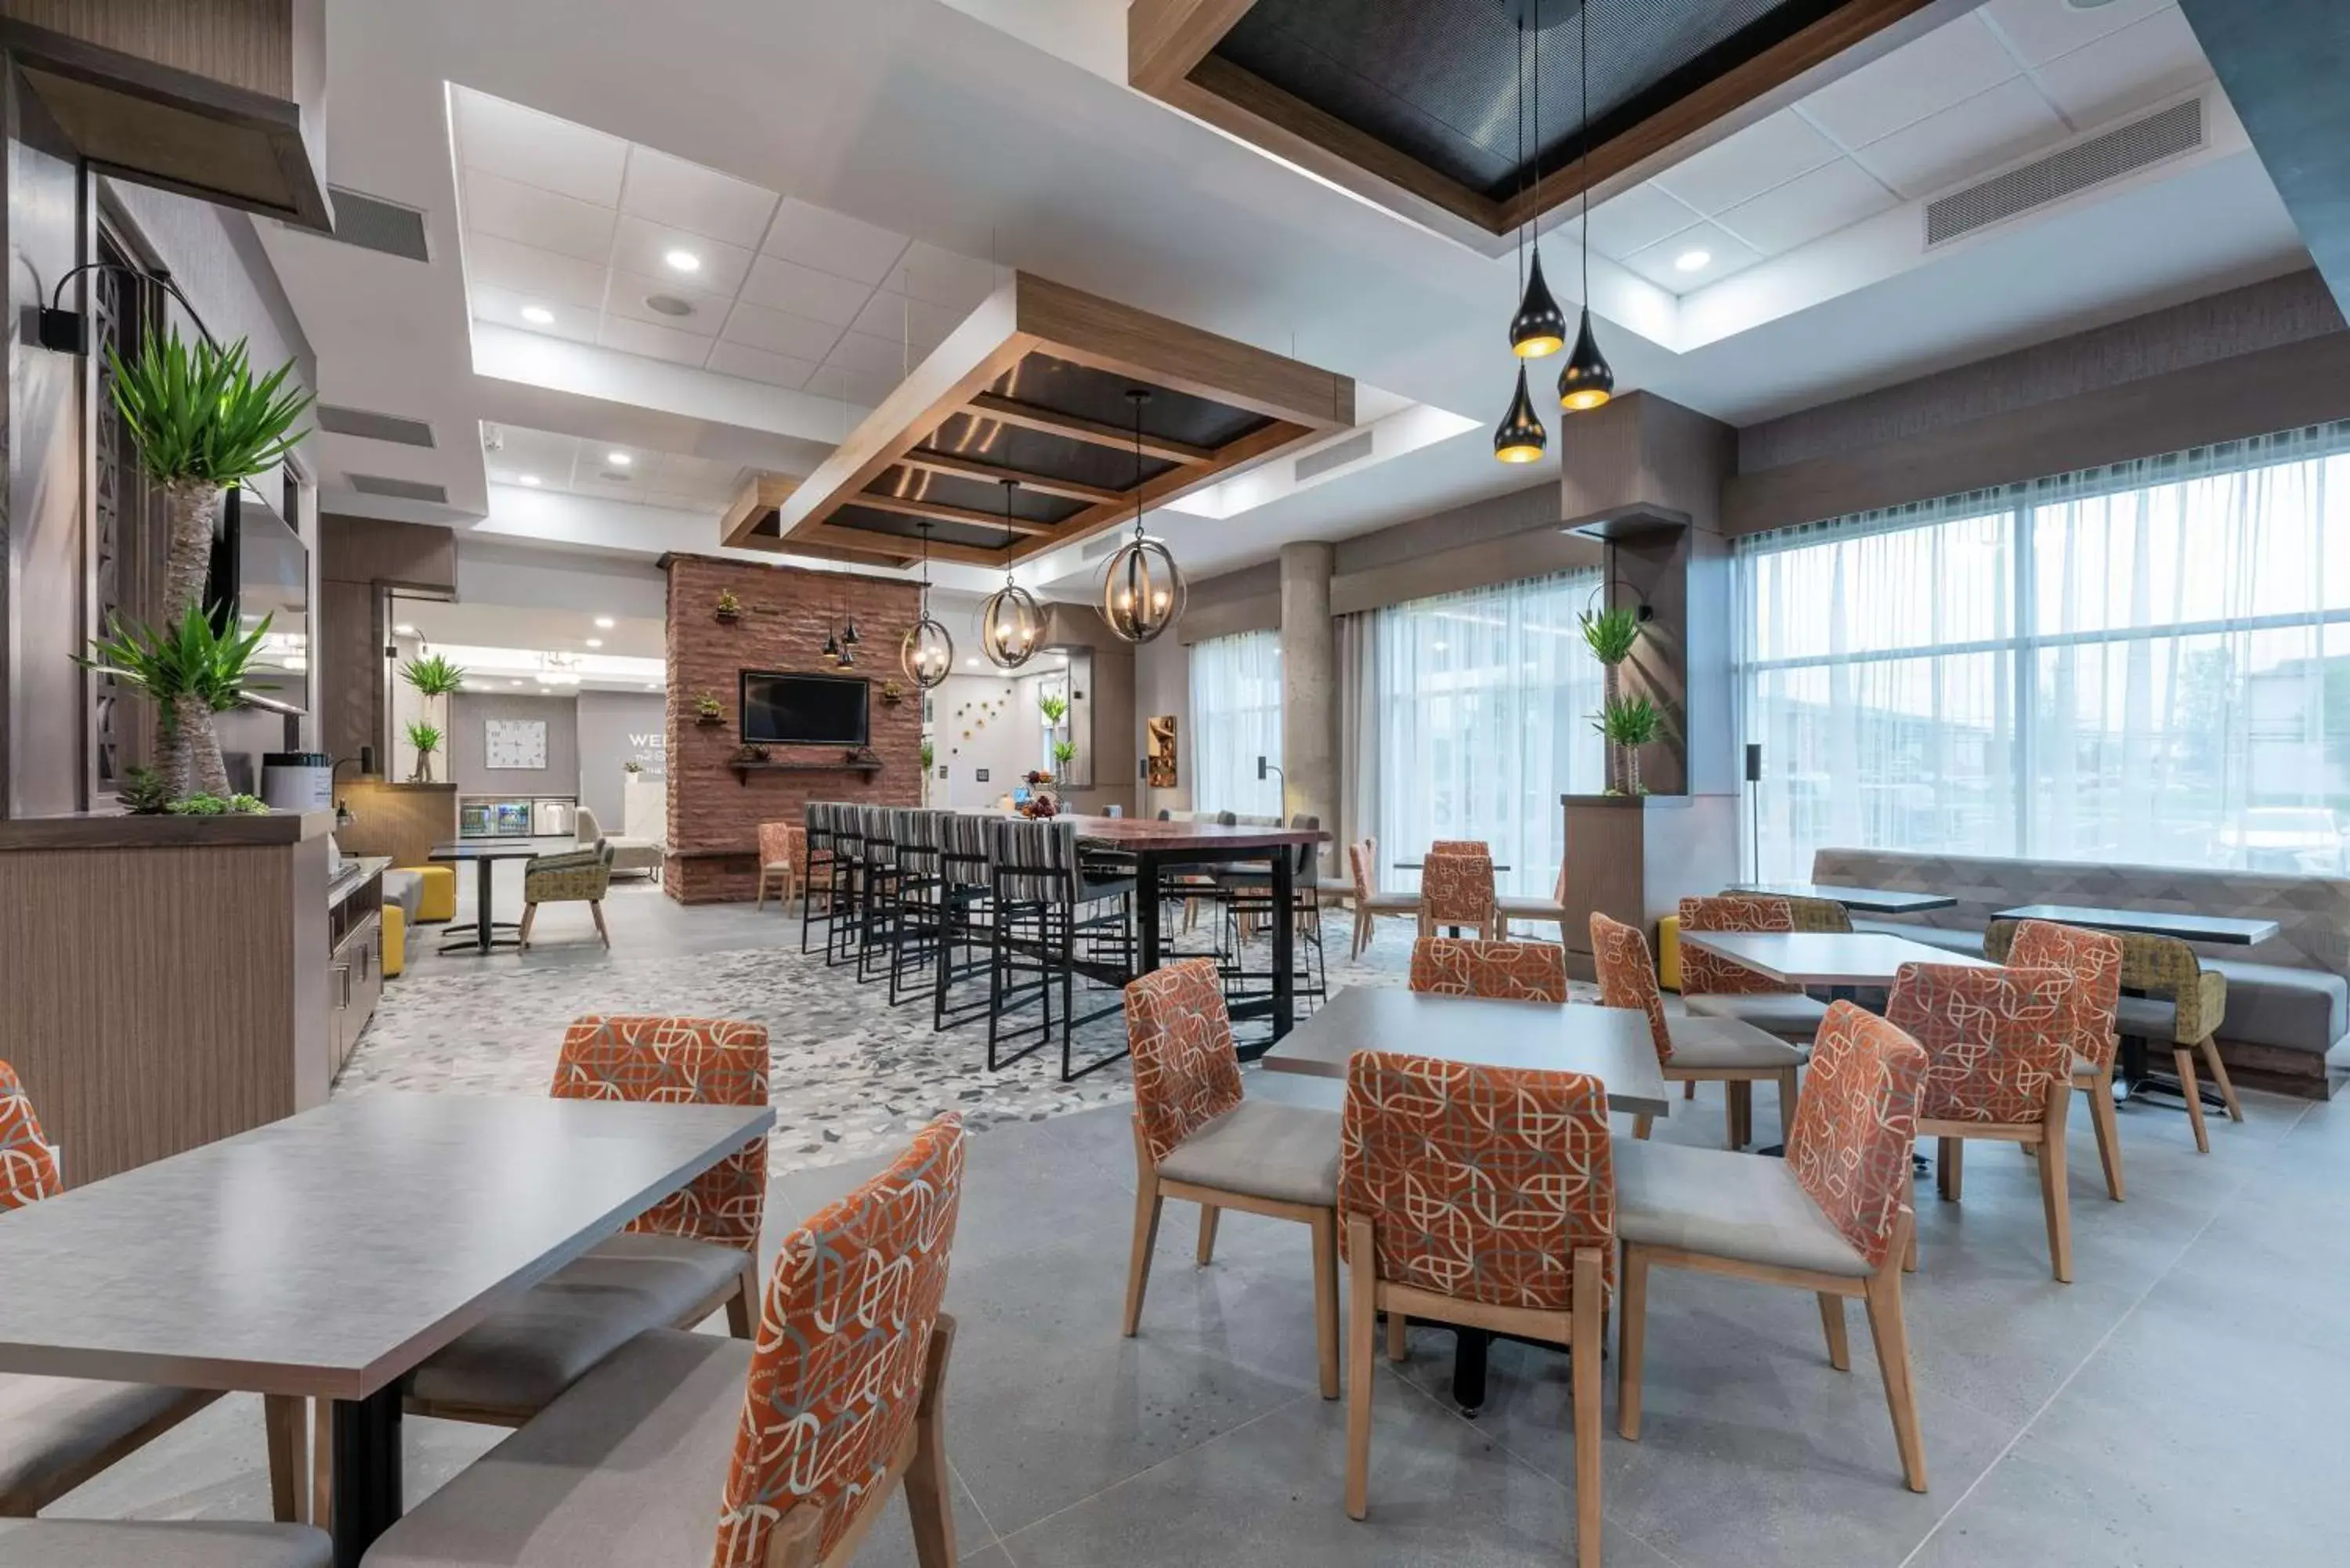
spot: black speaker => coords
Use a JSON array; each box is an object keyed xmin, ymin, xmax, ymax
[{"xmin": 1744, "ymin": 742, "xmax": 1763, "ymax": 783}]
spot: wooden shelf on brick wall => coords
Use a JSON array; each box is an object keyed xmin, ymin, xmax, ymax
[{"xmin": 728, "ymin": 756, "xmax": 884, "ymax": 786}]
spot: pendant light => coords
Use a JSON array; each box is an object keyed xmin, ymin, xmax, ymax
[
  {"xmin": 901, "ymin": 521, "xmax": 953, "ymax": 689},
  {"xmin": 833, "ymin": 576, "xmax": 856, "ymax": 668},
  {"xmin": 1097, "ymin": 390, "xmax": 1185, "ymax": 644},
  {"xmin": 1557, "ymin": 0, "xmax": 1614, "ymax": 412},
  {"xmin": 1492, "ymin": 9, "xmax": 1549, "ymax": 464},
  {"xmin": 1507, "ymin": 4, "xmax": 1564, "ymax": 359},
  {"xmin": 979, "ymin": 478, "xmax": 1046, "ymax": 670}
]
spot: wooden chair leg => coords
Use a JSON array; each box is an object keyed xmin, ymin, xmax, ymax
[
  {"xmin": 1777, "ymin": 1065, "xmax": 1801, "ymax": 1147},
  {"xmin": 590, "ymin": 899, "xmax": 610, "ymax": 949},
  {"xmin": 1817, "ymin": 1292, "xmax": 1850, "ymax": 1371},
  {"xmin": 1683, "ymin": 1080, "xmax": 1696, "ymax": 1100},
  {"xmin": 1863, "ymin": 1227, "xmax": 1929, "ymax": 1493},
  {"xmin": 1937, "ymin": 1136, "xmax": 1963, "ymax": 1202},
  {"xmin": 2175, "ymin": 1046, "xmax": 2211, "ymax": 1154},
  {"xmin": 755, "ymin": 871, "xmax": 769, "ymax": 912},
  {"xmin": 1570, "ymin": 1248, "xmax": 1603, "ymax": 1568},
  {"xmin": 1725, "ymin": 1080, "xmax": 1751, "ymax": 1150},
  {"xmin": 2039, "ymin": 1085, "xmax": 2073, "ymax": 1284},
  {"xmin": 725, "ymin": 1252, "xmax": 758, "ymax": 1338},
  {"xmin": 1122, "ymin": 1129, "xmax": 1164, "ymax": 1338},
  {"xmin": 2200, "ymin": 1035, "xmax": 2243, "ymax": 1122},
  {"xmin": 905, "ymin": 1315, "xmax": 959, "ymax": 1568},
  {"xmin": 1616, "ymin": 1243, "xmax": 1650, "ymax": 1440},
  {"xmin": 1344, "ymin": 1217, "xmax": 1376, "ymax": 1521},
  {"xmin": 1385, "ymin": 1310, "xmax": 1407, "ymax": 1363},
  {"xmin": 1311, "ymin": 1207, "xmax": 1340, "ymax": 1400},
  {"xmin": 1632, "ymin": 1113, "xmax": 1654, "ymax": 1140},
  {"xmin": 2086, "ymin": 1069, "xmax": 2125, "ymax": 1201},
  {"xmin": 1903, "ymin": 1223, "xmax": 1918, "ymax": 1274},
  {"xmin": 1195, "ymin": 1204, "xmax": 1220, "ymax": 1266},
  {"xmin": 264, "ymin": 1394, "xmax": 307, "ymax": 1524},
  {"xmin": 517, "ymin": 902, "xmax": 538, "ymax": 950}
]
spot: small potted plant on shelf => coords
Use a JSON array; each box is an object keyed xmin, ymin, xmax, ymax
[
  {"xmin": 405, "ymin": 719, "xmax": 445, "ymax": 782},
  {"xmin": 695, "ymin": 692, "xmax": 726, "ymax": 727},
  {"xmin": 624, "ymin": 759, "xmax": 643, "ymax": 775},
  {"xmin": 714, "ymin": 589, "xmax": 743, "ymax": 624},
  {"xmin": 732, "ymin": 742, "xmax": 771, "ymax": 764},
  {"xmin": 1052, "ymin": 739, "xmax": 1077, "ymax": 775},
  {"xmin": 1037, "ymin": 690, "xmax": 1068, "ymax": 728},
  {"xmin": 878, "ymin": 679, "xmax": 906, "ymax": 707},
  {"xmin": 78, "ymin": 609, "xmax": 272, "ymax": 802},
  {"xmin": 1593, "ymin": 694, "xmax": 1664, "ymax": 796}
]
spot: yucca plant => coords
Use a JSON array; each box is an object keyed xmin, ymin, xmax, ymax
[
  {"xmin": 107, "ymin": 327, "xmax": 312, "ymax": 624},
  {"xmin": 1052, "ymin": 739, "xmax": 1077, "ymax": 769},
  {"xmin": 1037, "ymin": 691, "xmax": 1068, "ymax": 727},
  {"xmin": 1579, "ymin": 605, "xmax": 1642, "ymax": 667},
  {"xmin": 1592, "ymin": 694, "xmax": 1665, "ymax": 795},
  {"xmin": 400, "ymin": 652, "xmax": 467, "ymax": 697},
  {"xmin": 405, "ymin": 720, "xmax": 445, "ymax": 783},
  {"xmin": 118, "ymin": 764, "xmax": 172, "ymax": 816},
  {"xmin": 79, "ymin": 609, "xmax": 270, "ymax": 800}
]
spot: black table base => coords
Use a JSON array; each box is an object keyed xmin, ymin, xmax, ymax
[{"xmin": 331, "ymin": 1385, "xmax": 403, "ymax": 1567}]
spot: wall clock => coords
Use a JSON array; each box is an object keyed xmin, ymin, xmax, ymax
[{"xmin": 485, "ymin": 717, "xmax": 548, "ymax": 770}]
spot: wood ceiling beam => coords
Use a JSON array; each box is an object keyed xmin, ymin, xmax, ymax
[
  {"xmin": 964, "ymin": 392, "xmax": 1216, "ymax": 465},
  {"xmin": 798, "ymin": 522, "xmax": 1008, "ymax": 568},
  {"xmin": 1129, "ymin": 0, "xmax": 1260, "ymax": 96},
  {"xmin": 848, "ymin": 490, "xmax": 1060, "ymax": 537},
  {"xmin": 718, "ymin": 471, "xmax": 803, "ymax": 549},
  {"xmin": 893, "ymin": 449, "xmax": 1126, "ymax": 506}
]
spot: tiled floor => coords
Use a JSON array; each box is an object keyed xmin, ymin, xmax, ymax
[{"xmin": 44, "ymin": 889, "xmax": 2350, "ymax": 1566}]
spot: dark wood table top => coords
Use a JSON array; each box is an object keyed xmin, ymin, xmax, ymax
[
  {"xmin": 430, "ymin": 837, "xmax": 578, "ymax": 862},
  {"xmin": 1065, "ymin": 815, "xmax": 1329, "ymax": 854},
  {"xmin": 1992, "ymin": 904, "xmax": 2281, "ymax": 945},
  {"xmin": 1731, "ymin": 883, "xmax": 1959, "ymax": 914}
]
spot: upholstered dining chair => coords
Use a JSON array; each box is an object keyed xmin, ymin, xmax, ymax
[
  {"xmin": 1887, "ymin": 963, "xmax": 2078, "ymax": 1282},
  {"xmin": 1122, "ymin": 959, "xmax": 1341, "ymax": 1400},
  {"xmin": 1495, "ymin": 859, "xmax": 1571, "ymax": 944},
  {"xmin": 518, "ymin": 841, "xmax": 615, "ymax": 950},
  {"xmin": 1612, "ymin": 1002, "xmax": 1930, "ymax": 1494},
  {"xmin": 1678, "ymin": 894, "xmax": 1831, "ymax": 1042},
  {"xmin": 1989, "ymin": 919, "xmax": 2128, "ymax": 1199},
  {"xmin": 1339, "ymin": 1050, "xmax": 1614, "ymax": 1563},
  {"xmin": 1345, "ymin": 838, "xmax": 1418, "ymax": 959},
  {"xmin": 355, "ymin": 1117, "xmax": 966, "ymax": 1568},
  {"xmin": 1591, "ymin": 912, "xmax": 1807, "ymax": 1149},
  {"xmin": 1417, "ymin": 844, "xmax": 1495, "ymax": 939},
  {"xmin": 2111, "ymin": 930, "xmax": 2241, "ymax": 1154},
  {"xmin": 754, "ymin": 820, "xmax": 804, "ymax": 911},
  {"xmin": 1408, "ymin": 936, "xmax": 1569, "ymax": 1003},
  {"xmin": 0, "ymin": 1062, "xmax": 313, "ymax": 1531},
  {"xmin": 402, "ymin": 1016, "xmax": 771, "ymax": 1432}
]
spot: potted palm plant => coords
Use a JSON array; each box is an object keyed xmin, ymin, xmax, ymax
[
  {"xmin": 405, "ymin": 720, "xmax": 445, "ymax": 783},
  {"xmin": 79, "ymin": 609, "xmax": 271, "ymax": 800},
  {"xmin": 400, "ymin": 652, "xmax": 465, "ymax": 781},
  {"xmin": 1052, "ymin": 738, "xmax": 1077, "ymax": 775},
  {"xmin": 1037, "ymin": 690, "xmax": 1068, "ymax": 729},
  {"xmin": 1593, "ymin": 695, "xmax": 1664, "ymax": 796}
]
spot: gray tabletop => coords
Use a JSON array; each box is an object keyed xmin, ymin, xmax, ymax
[
  {"xmin": 1679, "ymin": 930, "xmax": 1998, "ymax": 986},
  {"xmin": 0, "ymin": 1093, "xmax": 772, "ymax": 1400},
  {"xmin": 1730, "ymin": 883, "xmax": 1958, "ymax": 915},
  {"xmin": 1992, "ymin": 904, "xmax": 2280, "ymax": 946},
  {"xmin": 1259, "ymin": 987, "xmax": 1669, "ymax": 1118},
  {"xmin": 431, "ymin": 837, "xmax": 577, "ymax": 861}
]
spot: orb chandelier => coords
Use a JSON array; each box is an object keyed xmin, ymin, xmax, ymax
[
  {"xmin": 1097, "ymin": 389, "xmax": 1186, "ymax": 645},
  {"xmin": 1556, "ymin": 0, "xmax": 1614, "ymax": 414},
  {"xmin": 900, "ymin": 520, "xmax": 953, "ymax": 689},
  {"xmin": 978, "ymin": 478, "xmax": 1046, "ymax": 670}
]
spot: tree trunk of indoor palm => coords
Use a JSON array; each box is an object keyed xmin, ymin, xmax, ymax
[
  {"xmin": 164, "ymin": 693, "xmax": 231, "ymax": 800},
  {"xmin": 162, "ymin": 479, "xmax": 225, "ymax": 623}
]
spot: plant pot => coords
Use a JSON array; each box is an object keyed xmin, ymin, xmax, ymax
[
  {"xmin": 714, "ymin": 608, "xmax": 741, "ymax": 624},
  {"xmin": 697, "ymin": 714, "xmax": 725, "ymax": 728}
]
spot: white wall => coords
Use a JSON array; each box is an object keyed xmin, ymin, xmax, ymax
[
  {"xmin": 575, "ymin": 691, "xmax": 667, "ymax": 830},
  {"xmin": 933, "ymin": 671, "xmax": 1047, "ymax": 810}
]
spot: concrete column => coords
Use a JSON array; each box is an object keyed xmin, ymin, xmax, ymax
[{"xmin": 1278, "ymin": 541, "xmax": 1337, "ymax": 876}]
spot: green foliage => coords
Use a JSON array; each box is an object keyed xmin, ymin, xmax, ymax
[
  {"xmin": 1052, "ymin": 739, "xmax": 1077, "ymax": 767},
  {"xmin": 105, "ymin": 327, "xmax": 313, "ymax": 488},
  {"xmin": 1579, "ymin": 605, "xmax": 1643, "ymax": 666},
  {"xmin": 167, "ymin": 793, "xmax": 267, "ymax": 816},
  {"xmin": 715, "ymin": 589, "xmax": 743, "ymax": 615},
  {"xmin": 1037, "ymin": 691, "xmax": 1069, "ymax": 725},
  {"xmin": 919, "ymin": 739, "xmax": 935, "ymax": 771},
  {"xmin": 118, "ymin": 765, "xmax": 173, "ymax": 815},
  {"xmin": 405, "ymin": 720, "xmax": 443, "ymax": 755},
  {"xmin": 1593, "ymin": 693, "xmax": 1664, "ymax": 748},
  {"xmin": 695, "ymin": 692, "xmax": 725, "ymax": 720},
  {"xmin": 400, "ymin": 652, "xmax": 467, "ymax": 697},
  {"xmin": 79, "ymin": 608, "xmax": 270, "ymax": 723}
]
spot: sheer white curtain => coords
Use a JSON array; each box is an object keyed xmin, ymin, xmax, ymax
[
  {"xmin": 1189, "ymin": 629, "xmax": 1283, "ymax": 816},
  {"xmin": 1364, "ymin": 569, "xmax": 1606, "ymax": 896},
  {"xmin": 1739, "ymin": 423, "xmax": 2350, "ymax": 878}
]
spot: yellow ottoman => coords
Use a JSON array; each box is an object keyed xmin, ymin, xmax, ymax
[
  {"xmin": 1657, "ymin": 914, "xmax": 1683, "ymax": 992},
  {"xmin": 381, "ymin": 905, "xmax": 406, "ymax": 978},
  {"xmin": 403, "ymin": 864, "xmax": 457, "ymax": 923}
]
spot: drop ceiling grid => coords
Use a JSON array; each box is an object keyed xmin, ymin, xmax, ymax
[{"xmin": 484, "ymin": 423, "xmax": 746, "ymax": 509}]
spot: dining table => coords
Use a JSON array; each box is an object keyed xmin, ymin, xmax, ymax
[
  {"xmin": 1730, "ymin": 882, "xmax": 1958, "ymax": 915},
  {"xmin": 428, "ymin": 836, "xmax": 577, "ymax": 955},
  {"xmin": 1675, "ymin": 930, "xmax": 1998, "ymax": 988},
  {"xmin": 0, "ymin": 1092, "xmax": 774, "ymax": 1567}
]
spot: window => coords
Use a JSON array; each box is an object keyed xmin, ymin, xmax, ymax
[
  {"xmin": 1361, "ymin": 569, "xmax": 1606, "ymax": 896},
  {"xmin": 1740, "ymin": 424, "xmax": 2350, "ymax": 878},
  {"xmin": 1190, "ymin": 629, "xmax": 1283, "ymax": 816}
]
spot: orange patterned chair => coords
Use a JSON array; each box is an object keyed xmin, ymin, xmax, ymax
[
  {"xmin": 1495, "ymin": 858, "xmax": 1571, "ymax": 944},
  {"xmin": 1679, "ymin": 894, "xmax": 1831, "ymax": 1042},
  {"xmin": 1993, "ymin": 919, "xmax": 2128, "ymax": 1201},
  {"xmin": 1408, "ymin": 935, "xmax": 1569, "ymax": 1003},
  {"xmin": 404, "ymin": 1016, "xmax": 772, "ymax": 1426},
  {"xmin": 1120, "ymin": 959, "xmax": 1341, "ymax": 1399},
  {"xmin": 1339, "ymin": 1051, "xmax": 1614, "ymax": 1563},
  {"xmin": 1417, "ymin": 844, "xmax": 1496, "ymax": 939},
  {"xmin": 1612, "ymin": 1003, "xmax": 1930, "ymax": 1494},
  {"xmin": 1345, "ymin": 838, "xmax": 1419, "ymax": 959},
  {"xmin": 755, "ymin": 820, "xmax": 805, "ymax": 910},
  {"xmin": 1887, "ymin": 963, "xmax": 2079, "ymax": 1282},
  {"xmin": 358, "ymin": 1117, "xmax": 966, "ymax": 1568},
  {"xmin": 1592, "ymin": 912, "xmax": 1807, "ymax": 1149}
]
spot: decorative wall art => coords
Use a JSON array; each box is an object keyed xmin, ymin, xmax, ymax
[{"xmin": 1146, "ymin": 714, "xmax": 1178, "ymax": 788}]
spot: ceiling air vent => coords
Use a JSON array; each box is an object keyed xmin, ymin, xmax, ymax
[
  {"xmin": 1927, "ymin": 98, "xmax": 2203, "ymax": 248},
  {"xmin": 317, "ymin": 406, "xmax": 436, "ymax": 448},
  {"xmin": 345, "ymin": 473, "xmax": 449, "ymax": 504},
  {"xmin": 319, "ymin": 186, "xmax": 431, "ymax": 262},
  {"xmin": 1294, "ymin": 428, "xmax": 1375, "ymax": 484}
]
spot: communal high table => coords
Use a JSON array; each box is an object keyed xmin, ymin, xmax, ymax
[
  {"xmin": 1065, "ymin": 815, "xmax": 1329, "ymax": 1050},
  {"xmin": 0, "ymin": 1093, "xmax": 773, "ymax": 1567}
]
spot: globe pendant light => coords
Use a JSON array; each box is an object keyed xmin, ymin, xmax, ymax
[
  {"xmin": 1557, "ymin": 0, "xmax": 1614, "ymax": 413},
  {"xmin": 1097, "ymin": 389, "xmax": 1186, "ymax": 645},
  {"xmin": 1492, "ymin": 10, "xmax": 1549, "ymax": 464},
  {"xmin": 1508, "ymin": 7, "xmax": 1564, "ymax": 359},
  {"xmin": 901, "ymin": 520, "xmax": 953, "ymax": 689},
  {"xmin": 979, "ymin": 478, "xmax": 1046, "ymax": 670},
  {"xmin": 1494, "ymin": 364, "xmax": 1547, "ymax": 464}
]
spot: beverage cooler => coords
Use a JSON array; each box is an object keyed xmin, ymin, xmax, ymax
[{"xmin": 458, "ymin": 796, "xmax": 577, "ymax": 838}]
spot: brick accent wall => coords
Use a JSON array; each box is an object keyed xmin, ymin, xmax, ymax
[{"xmin": 663, "ymin": 555, "xmax": 921, "ymax": 903}]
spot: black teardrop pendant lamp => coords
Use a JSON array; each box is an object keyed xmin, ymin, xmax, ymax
[
  {"xmin": 1495, "ymin": 366, "xmax": 1546, "ymax": 464},
  {"xmin": 979, "ymin": 479, "xmax": 1046, "ymax": 670},
  {"xmin": 1507, "ymin": 2, "xmax": 1564, "ymax": 359},
  {"xmin": 1557, "ymin": 0, "xmax": 1614, "ymax": 413},
  {"xmin": 901, "ymin": 520, "xmax": 953, "ymax": 689},
  {"xmin": 1493, "ymin": 6, "xmax": 1549, "ymax": 464},
  {"xmin": 1097, "ymin": 390, "xmax": 1185, "ymax": 644}
]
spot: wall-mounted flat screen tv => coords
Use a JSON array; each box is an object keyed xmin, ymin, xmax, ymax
[{"xmin": 739, "ymin": 670, "xmax": 870, "ymax": 746}]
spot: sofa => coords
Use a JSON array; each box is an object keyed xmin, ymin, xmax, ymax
[
  {"xmin": 575, "ymin": 806, "xmax": 663, "ymax": 880},
  {"xmin": 1810, "ymin": 847, "xmax": 2350, "ymax": 1097}
]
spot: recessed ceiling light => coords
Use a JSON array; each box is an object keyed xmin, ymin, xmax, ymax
[
  {"xmin": 519, "ymin": 474, "xmax": 542, "ymax": 486},
  {"xmin": 1673, "ymin": 248, "xmax": 1712, "ymax": 273},
  {"xmin": 509, "ymin": 679, "xmax": 524, "ymax": 686},
  {"xmin": 643, "ymin": 294, "xmax": 696, "ymax": 318},
  {"xmin": 663, "ymin": 248, "xmax": 701, "ymax": 273},
  {"xmin": 644, "ymin": 683, "xmax": 660, "ymax": 692},
  {"xmin": 594, "ymin": 616, "xmax": 616, "ymax": 629},
  {"xmin": 606, "ymin": 451, "xmax": 632, "ymax": 467},
  {"xmin": 521, "ymin": 304, "xmax": 555, "ymax": 325},
  {"xmin": 584, "ymin": 638, "xmax": 603, "ymax": 649},
  {"xmin": 392, "ymin": 622, "xmax": 418, "ymax": 636},
  {"xmin": 965, "ymin": 657, "xmax": 980, "ymax": 667}
]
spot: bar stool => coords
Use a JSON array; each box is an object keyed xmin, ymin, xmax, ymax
[
  {"xmin": 932, "ymin": 811, "xmax": 998, "ymax": 1032},
  {"xmin": 855, "ymin": 805, "xmax": 906, "ymax": 985},
  {"xmin": 823, "ymin": 805, "xmax": 868, "ymax": 968},
  {"xmin": 889, "ymin": 808, "xmax": 950, "ymax": 1007},
  {"xmin": 985, "ymin": 816, "xmax": 1136, "ymax": 1080},
  {"xmin": 1216, "ymin": 814, "xmax": 1328, "ymax": 1021},
  {"xmin": 797, "ymin": 803, "xmax": 841, "ymax": 956}
]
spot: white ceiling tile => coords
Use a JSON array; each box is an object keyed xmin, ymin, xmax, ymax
[
  {"xmin": 882, "ymin": 243, "xmax": 1002, "ymax": 309},
  {"xmin": 605, "ymin": 270, "xmax": 728, "ymax": 336},
  {"xmin": 1585, "ymin": 182, "xmax": 1705, "ymax": 262},
  {"xmin": 618, "ymin": 146, "xmax": 779, "ymax": 249},
  {"xmin": 486, "ymin": 427, "xmax": 581, "ymax": 486},
  {"xmin": 737, "ymin": 254, "xmax": 876, "ymax": 327},
  {"xmin": 469, "ymin": 284, "xmax": 599, "ymax": 344},
  {"xmin": 2026, "ymin": 8, "xmax": 2208, "ymax": 128},
  {"xmin": 1715, "ymin": 158, "xmax": 1900, "ymax": 254},
  {"xmin": 762, "ymin": 197, "xmax": 909, "ymax": 284},
  {"xmin": 1848, "ymin": 76, "xmax": 2071, "ymax": 199},
  {"xmin": 609, "ymin": 215, "xmax": 754, "ymax": 297},
  {"xmin": 718, "ymin": 299, "xmax": 846, "ymax": 361},
  {"xmin": 598, "ymin": 315, "xmax": 714, "ymax": 368},
  {"xmin": 569, "ymin": 475, "xmax": 656, "ymax": 504},
  {"xmin": 848, "ymin": 290, "xmax": 962, "ymax": 351},
  {"xmin": 1650, "ymin": 111, "xmax": 1841, "ymax": 218},
  {"xmin": 823, "ymin": 329, "xmax": 917, "ymax": 381},
  {"xmin": 465, "ymin": 233, "xmax": 608, "ymax": 310},
  {"xmin": 453, "ymin": 89, "xmax": 627, "ymax": 207},
  {"xmin": 706, "ymin": 339, "xmax": 820, "ymax": 389},
  {"xmin": 462, "ymin": 168, "xmax": 616, "ymax": 263},
  {"xmin": 1618, "ymin": 222, "xmax": 1765, "ymax": 293},
  {"xmin": 804, "ymin": 364, "xmax": 898, "ymax": 410},
  {"xmin": 1800, "ymin": 15, "xmax": 2023, "ymax": 150},
  {"xmin": 1979, "ymin": 0, "xmax": 2175, "ymax": 68}
]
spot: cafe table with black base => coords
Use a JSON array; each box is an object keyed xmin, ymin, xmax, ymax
[
  {"xmin": 1262, "ymin": 987, "xmax": 1669, "ymax": 1413},
  {"xmin": 0, "ymin": 1093, "xmax": 772, "ymax": 1568},
  {"xmin": 428, "ymin": 837, "xmax": 574, "ymax": 955}
]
